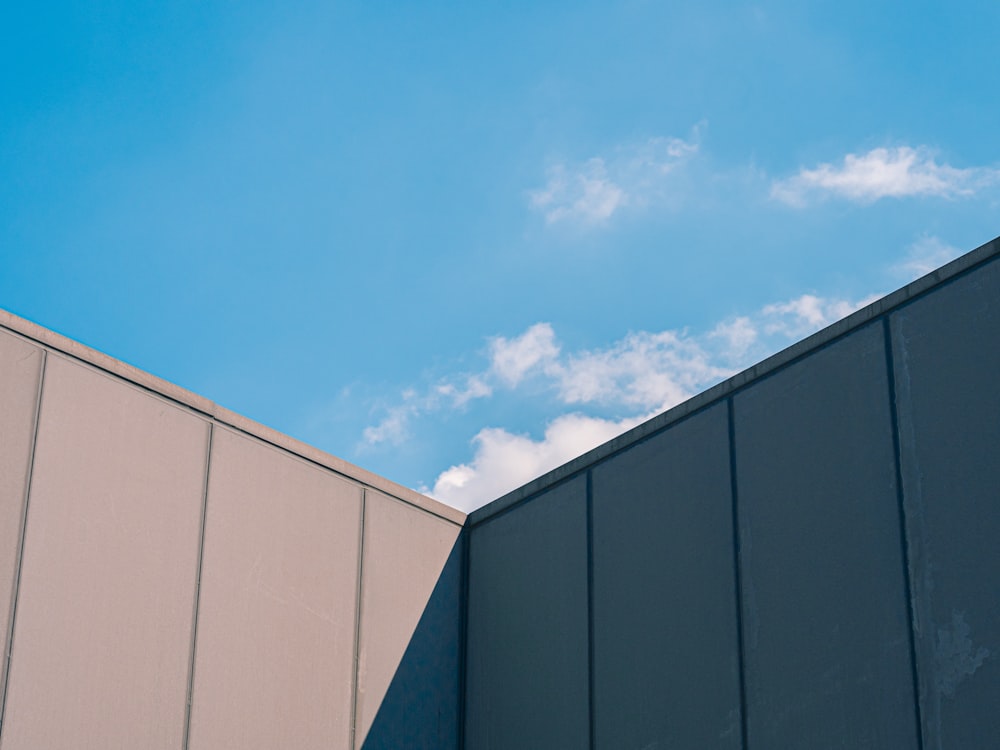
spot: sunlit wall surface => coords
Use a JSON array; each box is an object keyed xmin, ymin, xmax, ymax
[
  {"xmin": 465, "ymin": 236, "xmax": 1000, "ymax": 749},
  {"xmin": 0, "ymin": 313, "xmax": 464, "ymax": 750}
]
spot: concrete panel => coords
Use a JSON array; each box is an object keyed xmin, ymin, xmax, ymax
[
  {"xmin": 465, "ymin": 475, "xmax": 589, "ymax": 750},
  {"xmin": 591, "ymin": 402, "xmax": 742, "ymax": 749},
  {"xmin": 0, "ymin": 332, "xmax": 43, "ymax": 707},
  {"xmin": 355, "ymin": 492, "xmax": 461, "ymax": 749},
  {"xmin": 891, "ymin": 258, "xmax": 1000, "ymax": 749},
  {"xmin": 733, "ymin": 323, "xmax": 918, "ymax": 748},
  {"xmin": 0, "ymin": 356, "xmax": 209, "ymax": 750},
  {"xmin": 359, "ymin": 535, "xmax": 464, "ymax": 750},
  {"xmin": 187, "ymin": 427, "xmax": 362, "ymax": 750}
]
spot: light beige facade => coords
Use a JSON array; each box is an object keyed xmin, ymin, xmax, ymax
[{"xmin": 0, "ymin": 310, "xmax": 463, "ymax": 750}]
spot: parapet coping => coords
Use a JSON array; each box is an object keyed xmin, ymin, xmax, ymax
[
  {"xmin": 469, "ymin": 233, "xmax": 1000, "ymax": 527},
  {"xmin": 0, "ymin": 308, "xmax": 466, "ymax": 527}
]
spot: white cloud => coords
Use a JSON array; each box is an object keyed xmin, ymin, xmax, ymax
[
  {"xmin": 529, "ymin": 131, "xmax": 700, "ymax": 225},
  {"xmin": 435, "ymin": 375, "xmax": 493, "ymax": 408},
  {"xmin": 530, "ymin": 159, "xmax": 626, "ymax": 225},
  {"xmin": 417, "ymin": 289, "xmax": 879, "ymax": 510},
  {"xmin": 709, "ymin": 316, "xmax": 758, "ymax": 363},
  {"xmin": 771, "ymin": 146, "xmax": 1000, "ymax": 206},
  {"xmin": 489, "ymin": 323, "xmax": 560, "ymax": 386},
  {"xmin": 759, "ymin": 293, "xmax": 881, "ymax": 339},
  {"xmin": 552, "ymin": 330, "xmax": 728, "ymax": 410},
  {"xmin": 361, "ymin": 404, "xmax": 415, "ymax": 447},
  {"xmin": 426, "ymin": 413, "xmax": 647, "ymax": 512},
  {"xmin": 362, "ymin": 266, "xmax": 920, "ymax": 512},
  {"xmin": 891, "ymin": 235, "xmax": 962, "ymax": 281},
  {"xmin": 362, "ymin": 374, "xmax": 493, "ymax": 449}
]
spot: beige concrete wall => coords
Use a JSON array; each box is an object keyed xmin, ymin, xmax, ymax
[
  {"xmin": 355, "ymin": 490, "xmax": 461, "ymax": 747},
  {"xmin": 187, "ymin": 427, "xmax": 363, "ymax": 750},
  {"xmin": 0, "ymin": 311, "xmax": 464, "ymax": 750},
  {"xmin": 1, "ymin": 355, "xmax": 210, "ymax": 750}
]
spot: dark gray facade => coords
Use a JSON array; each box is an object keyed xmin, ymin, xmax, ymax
[{"xmin": 464, "ymin": 235, "xmax": 1000, "ymax": 749}]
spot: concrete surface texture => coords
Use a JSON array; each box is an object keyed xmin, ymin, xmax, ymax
[
  {"xmin": 590, "ymin": 401, "xmax": 741, "ymax": 748},
  {"xmin": 2, "ymin": 355, "xmax": 209, "ymax": 750},
  {"xmin": 466, "ymin": 476, "xmax": 590, "ymax": 749},
  {"xmin": 464, "ymin": 235, "xmax": 999, "ymax": 750},
  {"xmin": 0, "ymin": 234, "xmax": 998, "ymax": 749},
  {"xmin": 355, "ymin": 491, "xmax": 462, "ymax": 748},
  {"xmin": 733, "ymin": 322, "xmax": 916, "ymax": 747},
  {"xmin": 0, "ymin": 334, "xmax": 44, "ymax": 719},
  {"xmin": 0, "ymin": 314, "xmax": 464, "ymax": 750},
  {"xmin": 890, "ymin": 260, "xmax": 1000, "ymax": 748},
  {"xmin": 187, "ymin": 426, "xmax": 362, "ymax": 749}
]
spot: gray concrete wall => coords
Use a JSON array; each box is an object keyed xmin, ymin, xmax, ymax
[
  {"xmin": 466, "ymin": 476, "xmax": 590, "ymax": 749},
  {"xmin": 890, "ymin": 258, "xmax": 1000, "ymax": 750},
  {"xmin": 0, "ymin": 312, "xmax": 464, "ymax": 750},
  {"xmin": 591, "ymin": 401, "xmax": 742, "ymax": 749},
  {"xmin": 465, "ymin": 235, "xmax": 1000, "ymax": 750},
  {"xmin": 733, "ymin": 321, "xmax": 916, "ymax": 748}
]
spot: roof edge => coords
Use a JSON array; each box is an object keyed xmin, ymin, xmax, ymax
[
  {"xmin": 468, "ymin": 232, "xmax": 1000, "ymax": 527},
  {"xmin": 0, "ymin": 308, "xmax": 465, "ymax": 526}
]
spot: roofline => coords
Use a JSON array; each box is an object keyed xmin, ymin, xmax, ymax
[
  {"xmin": 468, "ymin": 233, "xmax": 1000, "ymax": 527},
  {"xmin": 0, "ymin": 308, "xmax": 466, "ymax": 527}
]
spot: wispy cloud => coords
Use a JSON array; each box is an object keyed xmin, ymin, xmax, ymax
[
  {"xmin": 434, "ymin": 376, "xmax": 492, "ymax": 408},
  {"xmin": 891, "ymin": 235, "xmax": 962, "ymax": 280},
  {"xmin": 361, "ymin": 403, "xmax": 415, "ymax": 446},
  {"xmin": 529, "ymin": 130, "xmax": 700, "ymax": 225},
  {"xmin": 489, "ymin": 323, "xmax": 561, "ymax": 386},
  {"xmin": 360, "ymin": 375, "xmax": 493, "ymax": 448},
  {"xmin": 771, "ymin": 146, "xmax": 1000, "ymax": 206},
  {"xmin": 480, "ymin": 293, "xmax": 877, "ymax": 415},
  {"xmin": 362, "ymin": 286, "xmax": 877, "ymax": 510},
  {"xmin": 708, "ymin": 316, "xmax": 758, "ymax": 362},
  {"xmin": 514, "ymin": 328, "xmax": 730, "ymax": 411},
  {"xmin": 758, "ymin": 293, "xmax": 882, "ymax": 339}
]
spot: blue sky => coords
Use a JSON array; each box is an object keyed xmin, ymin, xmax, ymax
[{"xmin": 2, "ymin": 0, "xmax": 997, "ymax": 511}]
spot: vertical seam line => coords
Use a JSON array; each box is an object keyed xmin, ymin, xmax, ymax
[
  {"xmin": 458, "ymin": 527, "xmax": 469, "ymax": 750},
  {"xmin": 182, "ymin": 421, "xmax": 214, "ymax": 750},
  {"xmin": 586, "ymin": 470, "xmax": 596, "ymax": 750},
  {"xmin": 728, "ymin": 397, "xmax": 750, "ymax": 750},
  {"xmin": 0, "ymin": 349, "xmax": 46, "ymax": 740},
  {"xmin": 350, "ymin": 488, "xmax": 367, "ymax": 750},
  {"xmin": 882, "ymin": 316, "xmax": 925, "ymax": 750}
]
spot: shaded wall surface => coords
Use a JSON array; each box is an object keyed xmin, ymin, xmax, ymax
[
  {"xmin": 465, "ymin": 236, "xmax": 1000, "ymax": 750},
  {"xmin": 0, "ymin": 313, "xmax": 464, "ymax": 750}
]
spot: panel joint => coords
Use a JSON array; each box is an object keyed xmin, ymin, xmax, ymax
[
  {"xmin": 182, "ymin": 421, "xmax": 215, "ymax": 750},
  {"xmin": 586, "ymin": 469, "xmax": 596, "ymax": 750},
  {"xmin": 350, "ymin": 488, "xmax": 367, "ymax": 750},
  {"xmin": 727, "ymin": 397, "xmax": 750, "ymax": 750},
  {"xmin": 0, "ymin": 349, "xmax": 46, "ymax": 740},
  {"xmin": 882, "ymin": 316, "xmax": 926, "ymax": 750}
]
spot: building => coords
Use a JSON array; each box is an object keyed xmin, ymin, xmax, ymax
[{"xmin": 0, "ymin": 235, "xmax": 998, "ymax": 749}]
